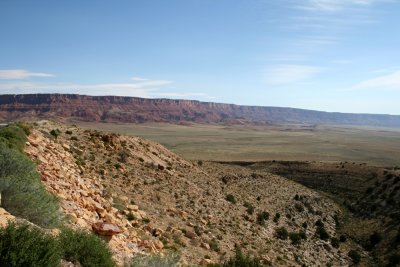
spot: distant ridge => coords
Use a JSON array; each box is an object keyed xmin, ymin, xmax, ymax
[{"xmin": 1, "ymin": 94, "xmax": 400, "ymax": 127}]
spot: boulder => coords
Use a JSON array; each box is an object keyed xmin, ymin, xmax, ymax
[{"xmin": 92, "ymin": 222, "xmax": 122, "ymax": 236}]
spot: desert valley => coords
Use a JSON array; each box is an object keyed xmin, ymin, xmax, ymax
[{"xmin": 0, "ymin": 94, "xmax": 399, "ymax": 266}]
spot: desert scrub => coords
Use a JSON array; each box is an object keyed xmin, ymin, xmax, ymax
[
  {"xmin": 315, "ymin": 225, "xmax": 330, "ymax": 240},
  {"xmin": 275, "ymin": 227, "xmax": 289, "ymax": 240},
  {"xmin": 256, "ymin": 211, "xmax": 270, "ymax": 226},
  {"xmin": 210, "ymin": 248, "xmax": 266, "ymax": 267},
  {"xmin": 244, "ymin": 202, "xmax": 255, "ymax": 215},
  {"xmin": 59, "ymin": 228, "xmax": 116, "ymax": 267},
  {"xmin": 0, "ymin": 138, "xmax": 61, "ymax": 228},
  {"xmin": 226, "ymin": 194, "xmax": 236, "ymax": 204},
  {"xmin": 273, "ymin": 212, "xmax": 280, "ymax": 223},
  {"xmin": 0, "ymin": 124, "xmax": 27, "ymax": 152},
  {"xmin": 289, "ymin": 231, "xmax": 307, "ymax": 245},
  {"xmin": 131, "ymin": 252, "xmax": 180, "ymax": 267},
  {"xmin": 0, "ymin": 222, "xmax": 62, "ymax": 267},
  {"xmin": 348, "ymin": 250, "xmax": 361, "ymax": 265}
]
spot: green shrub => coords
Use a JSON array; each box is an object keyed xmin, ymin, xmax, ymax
[
  {"xmin": 126, "ymin": 212, "xmax": 136, "ymax": 221},
  {"xmin": 289, "ymin": 232, "xmax": 302, "ymax": 245},
  {"xmin": 50, "ymin": 129, "xmax": 60, "ymax": 139},
  {"xmin": 348, "ymin": 250, "xmax": 361, "ymax": 264},
  {"xmin": 131, "ymin": 252, "xmax": 180, "ymax": 267},
  {"xmin": 226, "ymin": 194, "xmax": 236, "ymax": 204},
  {"xmin": 316, "ymin": 225, "xmax": 330, "ymax": 240},
  {"xmin": 256, "ymin": 211, "xmax": 270, "ymax": 226},
  {"xmin": 294, "ymin": 203, "xmax": 304, "ymax": 212},
  {"xmin": 273, "ymin": 213, "xmax": 280, "ymax": 223},
  {"xmin": 59, "ymin": 228, "xmax": 116, "ymax": 267},
  {"xmin": 15, "ymin": 121, "xmax": 31, "ymax": 135},
  {"xmin": 244, "ymin": 202, "xmax": 255, "ymax": 215},
  {"xmin": 331, "ymin": 237, "xmax": 340, "ymax": 248},
  {"xmin": 212, "ymin": 248, "xmax": 265, "ymax": 267},
  {"xmin": 0, "ymin": 223, "xmax": 62, "ymax": 267},
  {"xmin": 0, "ymin": 125, "xmax": 27, "ymax": 151},
  {"xmin": 0, "ymin": 143, "xmax": 61, "ymax": 228},
  {"xmin": 209, "ymin": 238, "xmax": 220, "ymax": 252},
  {"xmin": 275, "ymin": 227, "xmax": 289, "ymax": 240}
]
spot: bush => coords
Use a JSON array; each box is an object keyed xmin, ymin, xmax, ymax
[
  {"xmin": 59, "ymin": 228, "xmax": 116, "ymax": 267},
  {"xmin": 212, "ymin": 248, "xmax": 265, "ymax": 267},
  {"xmin": 289, "ymin": 232, "xmax": 302, "ymax": 245},
  {"xmin": 316, "ymin": 225, "xmax": 330, "ymax": 240},
  {"xmin": 0, "ymin": 125, "xmax": 27, "ymax": 151},
  {"xmin": 294, "ymin": 203, "xmax": 304, "ymax": 212},
  {"xmin": 256, "ymin": 211, "xmax": 270, "ymax": 226},
  {"xmin": 131, "ymin": 253, "xmax": 180, "ymax": 267},
  {"xmin": 50, "ymin": 129, "xmax": 60, "ymax": 139},
  {"xmin": 209, "ymin": 238, "xmax": 220, "ymax": 252},
  {"xmin": 273, "ymin": 213, "xmax": 280, "ymax": 223},
  {"xmin": 0, "ymin": 142, "xmax": 61, "ymax": 228},
  {"xmin": 0, "ymin": 223, "xmax": 62, "ymax": 267},
  {"xmin": 244, "ymin": 202, "xmax": 255, "ymax": 215},
  {"xmin": 226, "ymin": 194, "xmax": 236, "ymax": 204},
  {"xmin": 348, "ymin": 250, "xmax": 361, "ymax": 264},
  {"xmin": 275, "ymin": 227, "xmax": 289, "ymax": 240},
  {"xmin": 331, "ymin": 237, "xmax": 340, "ymax": 248},
  {"xmin": 369, "ymin": 231, "xmax": 382, "ymax": 247}
]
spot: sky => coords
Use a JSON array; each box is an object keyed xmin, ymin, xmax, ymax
[{"xmin": 0, "ymin": 0, "xmax": 400, "ymax": 114}]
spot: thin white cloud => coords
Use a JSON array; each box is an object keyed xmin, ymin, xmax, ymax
[
  {"xmin": 130, "ymin": 76, "xmax": 149, "ymax": 81},
  {"xmin": 354, "ymin": 70, "xmax": 400, "ymax": 89},
  {"xmin": 264, "ymin": 64, "xmax": 323, "ymax": 85},
  {"xmin": 155, "ymin": 92, "xmax": 207, "ymax": 98},
  {"xmin": 293, "ymin": 0, "xmax": 387, "ymax": 12},
  {"xmin": 0, "ymin": 69, "xmax": 55, "ymax": 80},
  {"xmin": 0, "ymin": 80, "xmax": 210, "ymax": 99}
]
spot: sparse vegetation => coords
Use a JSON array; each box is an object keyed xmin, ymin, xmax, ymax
[
  {"xmin": 0, "ymin": 125, "xmax": 61, "ymax": 228},
  {"xmin": 0, "ymin": 223, "xmax": 62, "ymax": 267},
  {"xmin": 226, "ymin": 194, "xmax": 236, "ymax": 204},
  {"xmin": 316, "ymin": 225, "xmax": 330, "ymax": 240},
  {"xmin": 211, "ymin": 248, "xmax": 266, "ymax": 267},
  {"xmin": 244, "ymin": 202, "xmax": 255, "ymax": 215},
  {"xmin": 131, "ymin": 252, "xmax": 180, "ymax": 267},
  {"xmin": 273, "ymin": 213, "xmax": 280, "ymax": 223},
  {"xmin": 59, "ymin": 228, "xmax": 116, "ymax": 267},
  {"xmin": 275, "ymin": 227, "xmax": 289, "ymax": 240},
  {"xmin": 348, "ymin": 250, "xmax": 361, "ymax": 265},
  {"xmin": 50, "ymin": 129, "xmax": 61, "ymax": 139},
  {"xmin": 256, "ymin": 211, "xmax": 270, "ymax": 226}
]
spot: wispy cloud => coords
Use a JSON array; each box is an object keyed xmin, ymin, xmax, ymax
[
  {"xmin": 130, "ymin": 76, "xmax": 149, "ymax": 81},
  {"xmin": 0, "ymin": 80, "xmax": 210, "ymax": 99},
  {"xmin": 292, "ymin": 0, "xmax": 387, "ymax": 12},
  {"xmin": 264, "ymin": 64, "xmax": 323, "ymax": 85},
  {"xmin": 354, "ymin": 70, "xmax": 400, "ymax": 89},
  {"xmin": 0, "ymin": 69, "xmax": 55, "ymax": 80}
]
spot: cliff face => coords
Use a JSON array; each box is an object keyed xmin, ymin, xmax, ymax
[{"xmin": 1, "ymin": 94, "xmax": 400, "ymax": 127}]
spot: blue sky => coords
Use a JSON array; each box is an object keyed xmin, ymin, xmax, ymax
[{"xmin": 0, "ymin": 0, "xmax": 400, "ymax": 114}]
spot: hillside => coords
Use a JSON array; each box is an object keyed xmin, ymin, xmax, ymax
[
  {"xmin": 0, "ymin": 121, "xmax": 363, "ymax": 266},
  {"xmin": 1, "ymin": 94, "xmax": 400, "ymax": 127}
]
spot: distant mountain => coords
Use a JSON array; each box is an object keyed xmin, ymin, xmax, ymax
[{"xmin": 1, "ymin": 94, "xmax": 400, "ymax": 127}]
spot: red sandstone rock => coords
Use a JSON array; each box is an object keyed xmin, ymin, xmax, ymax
[{"xmin": 91, "ymin": 222, "xmax": 122, "ymax": 236}]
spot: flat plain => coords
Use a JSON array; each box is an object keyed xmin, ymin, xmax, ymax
[{"xmin": 75, "ymin": 122, "xmax": 400, "ymax": 166}]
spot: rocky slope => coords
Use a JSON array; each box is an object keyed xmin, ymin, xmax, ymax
[
  {"xmin": 0, "ymin": 120, "xmax": 362, "ymax": 266},
  {"xmin": 1, "ymin": 94, "xmax": 400, "ymax": 127}
]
